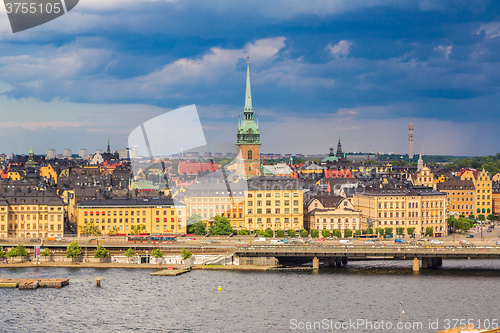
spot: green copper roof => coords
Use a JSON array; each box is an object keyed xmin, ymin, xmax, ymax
[{"xmin": 237, "ymin": 61, "xmax": 261, "ymax": 145}]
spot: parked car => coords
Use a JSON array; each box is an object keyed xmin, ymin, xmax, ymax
[
  {"xmin": 54, "ymin": 237, "xmax": 68, "ymax": 242},
  {"xmin": 29, "ymin": 238, "xmax": 41, "ymax": 243},
  {"xmin": 394, "ymin": 239, "xmax": 408, "ymax": 244},
  {"xmin": 339, "ymin": 240, "xmax": 353, "ymax": 245},
  {"xmin": 459, "ymin": 240, "xmax": 474, "ymax": 246},
  {"xmin": 364, "ymin": 239, "xmax": 376, "ymax": 245},
  {"xmin": 417, "ymin": 238, "xmax": 429, "ymax": 242},
  {"xmin": 430, "ymin": 240, "xmax": 443, "ymax": 245},
  {"xmin": 467, "ymin": 234, "xmax": 474, "ymax": 238}
]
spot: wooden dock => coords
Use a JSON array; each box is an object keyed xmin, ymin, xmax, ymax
[
  {"xmin": 0, "ymin": 279, "xmax": 69, "ymax": 290},
  {"xmin": 150, "ymin": 268, "xmax": 190, "ymax": 276}
]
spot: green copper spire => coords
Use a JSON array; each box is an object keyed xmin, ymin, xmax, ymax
[
  {"xmin": 237, "ymin": 57, "xmax": 260, "ymax": 145},
  {"xmin": 244, "ymin": 57, "xmax": 253, "ymax": 117}
]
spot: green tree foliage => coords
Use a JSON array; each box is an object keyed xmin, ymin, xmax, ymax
[
  {"xmin": 344, "ymin": 229, "xmax": 353, "ymax": 237},
  {"xmin": 407, "ymin": 228, "xmax": 415, "ymax": 236},
  {"xmin": 445, "ymin": 153, "xmax": 500, "ymax": 175},
  {"xmin": 300, "ymin": 229, "xmax": 309, "ymax": 238},
  {"xmin": 462, "ymin": 221, "xmax": 471, "ymax": 231},
  {"xmin": 94, "ymin": 245, "xmax": 110, "ymax": 258},
  {"xmin": 366, "ymin": 227, "xmax": 374, "ymax": 235},
  {"xmin": 256, "ymin": 230, "xmax": 264, "ymax": 236},
  {"xmin": 41, "ymin": 248, "xmax": 51, "ymax": 257},
  {"xmin": 287, "ymin": 229, "xmax": 296, "ymax": 238},
  {"xmin": 355, "ymin": 230, "xmax": 362, "ymax": 236},
  {"xmin": 187, "ymin": 213, "xmax": 203, "ymax": 225},
  {"xmin": 189, "ymin": 221, "xmax": 207, "ymax": 235},
  {"xmin": 310, "ymin": 229, "xmax": 319, "ymax": 238},
  {"xmin": 276, "ymin": 229, "xmax": 285, "ymax": 238},
  {"xmin": 487, "ymin": 214, "xmax": 495, "ymax": 221},
  {"xmin": 181, "ymin": 248, "xmax": 193, "ymax": 260},
  {"xmin": 66, "ymin": 241, "xmax": 81, "ymax": 258},
  {"xmin": 5, "ymin": 247, "xmax": 19, "ymax": 260},
  {"xmin": 396, "ymin": 228, "xmax": 404, "ymax": 236},
  {"xmin": 16, "ymin": 244, "xmax": 28, "ymax": 257},
  {"xmin": 478, "ymin": 214, "xmax": 486, "ymax": 221},
  {"xmin": 151, "ymin": 248, "xmax": 163, "ymax": 258},
  {"xmin": 209, "ymin": 215, "xmax": 233, "ymax": 235},
  {"xmin": 425, "ymin": 227, "xmax": 434, "ymax": 236},
  {"xmin": 375, "ymin": 228, "xmax": 385, "ymax": 236},
  {"xmin": 264, "ymin": 228, "xmax": 274, "ymax": 238},
  {"xmin": 332, "ymin": 229, "xmax": 341, "ymax": 238},
  {"xmin": 239, "ymin": 229, "xmax": 249, "ymax": 235},
  {"xmin": 384, "ymin": 228, "xmax": 393, "ymax": 236},
  {"xmin": 468, "ymin": 214, "xmax": 475, "ymax": 219},
  {"xmin": 322, "ymin": 229, "xmax": 331, "ymax": 238},
  {"xmin": 0, "ymin": 250, "xmax": 4, "ymax": 257},
  {"xmin": 79, "ymin": 221, "xmax": 102, "ymax": 237},
  {"xmin": 124, "ymin": 248, "xmax": 135, "ymax": 258}
]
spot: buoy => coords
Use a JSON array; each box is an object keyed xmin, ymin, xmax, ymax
[{"xmin": 217, "ymin": 286, "xmax": 222, "ymax": 292}]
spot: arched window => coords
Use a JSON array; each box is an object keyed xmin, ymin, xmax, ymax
[
  {"xmin": 248, "ymin": 166, "xmax": 252, "ymax": 172},
  {"xmin": 248, "ymin": 150, "xmax": 253, "ymax": 160}
]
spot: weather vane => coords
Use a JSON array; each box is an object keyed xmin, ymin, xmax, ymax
[{"xmin": 247, "ymin": 54, "xmax": 250, "ymax": 63}]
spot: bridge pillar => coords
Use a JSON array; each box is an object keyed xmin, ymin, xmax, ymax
[
  {"xmin": 323, "ymin": 257, "xmax": 332, "ymax": 267},
  {"xmin": 431, "ymin": 257, "xmax": 438, "ymax": 268},
  {"xmin": 421, "ymin": 257, "xmax": 430, "ymax": 269},
  {"xmin": 413, "ymin": 258, "xmax": 419, "ymax": 272},
  {"xmin": 436, "ymin": 257, "xmax": 442, "ymax": 267},
  {"xmin": 335, "ymin": 258, "xmax": 342, "ymax": 267},
  {"xmin": 341, "ymin": 257, "xmax": 348, "ymax": 265},
  {"xmin": 312, "ymin": 257, "xmax": 319, "ymax": 270}
]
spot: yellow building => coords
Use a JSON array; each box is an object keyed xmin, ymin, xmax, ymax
[
  {"xmin": 184, "ymin": 182, "xmax": 245, "ymax": 229},
  {"xmin": 0, "ymin": 190, "xmax": 65, "ymax": 239},
  {"xmin": 76, "ymin": 198, "xmax": 186, "ymax": 236},
  {"xmin": 245, "ymin": 177, "xmax": 304, "ymax": 233},
  {"xmin": 39, "ymin": 164, "xmax": 59, "ymax": 185},
  {"xmin": 411, "ymin": 165, "xmax": 437, "ymax": 189},
  {"xmin": 460, "ymin": 169, "xmax": 492, "ymax": 216},
  {"xmin": 304, "ymin": 193, "xmax": 365, "ymax": 235},
  {"xmin": 436, "ymin": 180, "xmax": 475, "ymax": 217},
  {"xmin": 353, "ymin": 186, "xmax": 447, "ymax": 237}
]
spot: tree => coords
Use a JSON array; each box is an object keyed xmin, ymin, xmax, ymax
[
  {"xmin": 151, "ymin": 248, "xmax": 163, "ymax": 259},
  {"xmin": 407, "ymin": 228, "xmax": 415, "ymax": 237},
  {"xmin": 487, "ymin": 214, "xmax": 495, "ymax": 221},
  {"xmin": 187, "ymin": 213, "xmax": 203, "ymax": 226},
  {"xmin": 478, "ymin": 214, "xmax": 486, "ymax": 221},
  {"xmin": 181, "ymin": 248, "xmax": 193, "ymax": 260},
  {"xmin": 468, "ymin": 214, "xmax": 475, "ymax": 219},
  {"xmin": 355, "ymin": 230, "xmax": 361, "ymax": 236},
  {"xmin": 108, "ymin": 226, "xmax": 120, "ymax": 236},
  {"xmin": 299, "ymin": 229, "xmax": 308, "ymax": 238},
  {"xmin": 0, "ymin": 250, "xmax": 4, "ymax": 257},
  {"xmin": 16, "ymin": 244, "xmax": 28, "ymax": 257},
  {"xmin": 462, "ymin": 221, "xmax": 471, "ymax": 232},
  {"xmin": 332, "ymin": 229, "xmax": 341, "ymax": 238},
  {"xmin": 239, "ymin": 229, "xmax": 249, "ymax": 235},
  {"xmin": 264, "ymin": 228, "xmax": 274, "ymax": 238},
  {"xmin": 66, "ymin": 241, "xmax": 81, "ymax": 258},
  {"xmin": 79, "ymin": 221, "xmax": 102, "ymax": 237},
  {"xmin": 310, "ymin": 229, "xmax": 319, "ymax": 238},
  {"xmin": 425, "ymin": 227, "xmax": 434, "ymax": 236},
  {"xmin": 384, "ymin": 228, "xmax": 393, "ymax": 236},
  {"xmin": 322, "ymin": 229, "xmax": 331, "ymax": 238},
  {"xmin": 94, "ymin": 245, "xmax": 110, "ymax": 258},
  {"xmin": 5, "ymin": 247, "xmax": 19, "ymax": 262},
  {"xmin": 287, "ymin": 229, "xmax": 296, "ymax": 238},
  {"xmin": 124, "ymin": 248, "xmax": 135, "ymax": 262},
  {"xmin": 375, "ymin": 228, "xmax": 385, "ymax": 236},
  {"xmin": 276, "ymin": 229, "xmax": 285, "ymax": 238},
  {"xmin": 256, "ymin": 230, "xmax": 264, "ymax": 236},
  {"xmin": 189, "ymin": 221, "xmax": 207, "ymax": 235},
  {"xmin": 344, "ymin": 229, "xmax": 353, "ymax": 237},
  {"xmin": 366, "ymin": 227, "xmax": 374, "ymax": 235},
  {"xmin": 396, "ymin": 228, "xmax": 404, "ymax": 236},
  {"xmin": 41, "ymin": 248, "xmax": 51, "ymax": 257},
  {"xmin": 209, "ymin": 215, "xmax": 233, "ymax": 235}
]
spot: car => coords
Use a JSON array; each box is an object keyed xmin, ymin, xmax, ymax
[
  {"xmin": 417, "ymin": 238, "xmax": 429, "ymax": 242},
  {"xmin": 55, "ymin": 237, "xmax": 68, "ymax": 242},
  {"xmin": 487, "ymin": 229, "xmax": 493, "ymax": 233},
  {"xmin": 459, "ymin": 240, "xmax": 474, "ymax": 246},
  {"xmin": 364, "ymin": 239, "xmax": 376, "ymax": 245},
  {"xmin": 339, "ymin": 240, "xmax": 353, "ymax": 245},
  {"xmin": 394, "ymin": 239, "xmax": 408, "ymax": 244},
  {"xmin": 430, "ymin": 240, "xmax": 443, "ymax": 245},
  {"xmin": 496, "ymin": 241, "xmax": 500, "ymax": 246},
  {"xmin": 29, "ymin": 238, "xmax": 41, "ymax": 243},
  {"xmin": 467, "ymin": 234, "xmax": 474, "ymax": 238}
]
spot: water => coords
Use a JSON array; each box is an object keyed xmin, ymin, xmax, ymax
[{"xmin": 1, "ymin": 260, "xmax": 499, "ymax": 333}]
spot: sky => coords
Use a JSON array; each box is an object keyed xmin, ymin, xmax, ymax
[{"xmin": 0, "ymin": 0, "xmax": 499, "ymax": 156}]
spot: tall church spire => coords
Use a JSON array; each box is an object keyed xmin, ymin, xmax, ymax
[
  {"xmin": 107, "ymin": 135, "xmax": 110, "ymax": 154},
  {"xmin": 243, "ymin": 55, "xmax": 253, "ymax": 118}
]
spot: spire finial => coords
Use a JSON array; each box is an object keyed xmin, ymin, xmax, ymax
[{"xmin": 247, "ymin": 53, "xmax": 250, "ymax": 64}]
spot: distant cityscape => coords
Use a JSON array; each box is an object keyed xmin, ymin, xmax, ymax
[{"xmin": 0, "ymin": 62, "xmax": 498, "ymax": 243}]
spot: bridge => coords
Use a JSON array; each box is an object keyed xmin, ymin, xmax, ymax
[{"xmin": 234, "ymin": 245, "xmax": 500, "ymax": 271}]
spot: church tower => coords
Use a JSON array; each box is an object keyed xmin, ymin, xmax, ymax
[
  {"xmin": 336, "ymin": 138, "xmax": 344, "ymax": 160},
  {"xmin": 236, "ymin": 58, "xmax": 261, "ymax": 178}
]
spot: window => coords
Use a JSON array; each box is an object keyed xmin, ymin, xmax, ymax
[{"xmin": 248, "ymin": 150, "xmax": 253, "ymax": 160}]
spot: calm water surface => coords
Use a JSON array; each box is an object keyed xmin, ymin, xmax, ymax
[{"xmin": 1, "ymin": 260, "xmax": 499, "ymax": 333}]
